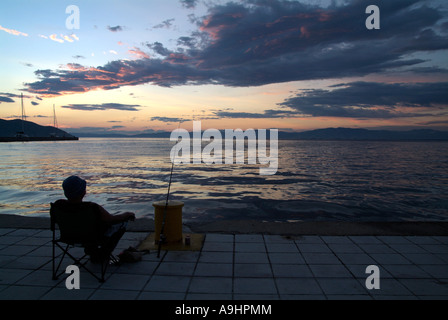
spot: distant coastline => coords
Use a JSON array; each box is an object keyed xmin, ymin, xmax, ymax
[
  {"xmin": 71, "ymin": 127, "xmax": 448, "ymax": 141},
  {"xmin": 2, "ymin": 118, "xmax": 448, "ymax": 141},
  {"xmin": 0, "ymin": 118, "xmax": 78, "ymax": 142}
]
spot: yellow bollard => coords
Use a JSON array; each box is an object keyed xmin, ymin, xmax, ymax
[{"xmin": 153, "ymin": 200, "xmax": 184, "ymax": 243}]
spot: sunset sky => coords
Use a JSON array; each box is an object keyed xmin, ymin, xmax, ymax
[{"xmin": 1, "ymin": 0, "xmax": 447, "ymax": 135}]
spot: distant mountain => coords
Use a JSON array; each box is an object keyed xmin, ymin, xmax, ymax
[
  {"xmin": 0, "ymin": 119, "xmax": 77, "ymax": 138},
  {"xmin": 70, "ymin": 126, "xmax": 448, "ymax": 141},
  {"xmin": 279, "ymin": 127, "xmax": 448, "ymax": 141}
]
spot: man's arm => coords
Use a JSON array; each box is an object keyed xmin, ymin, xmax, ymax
[{"xmin": 97, "ymin": 205, "xmax": 135, "ymax": 223}]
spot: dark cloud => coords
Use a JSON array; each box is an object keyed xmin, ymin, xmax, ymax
[
  {"xmin": 151, "ymin": 116, "xmax": 186, "ymax": 123},
  {"xmin": 107, "ymin": 25, "xmax": 124, "ymax": 32},
  {"xmin": 61, "ymin": 103, "xmax": 141, "ymax": 111},
  {"xmin": 180, "ymin": 0, "xmax": 198, "ymax": 9},
  {"xmin": 278, "ymin": 81, "xmax": 448, "ymax": 118},
  {"xmin": 214, "ymin": 109, "xmax": 300, "ymax": 119},
  {"xmin": 24, "ymin": 0, "xmax": 448, "ymax": 96},
  {"xmin": 0, "ymin": 96, "xmax": 15, "ymax": 103},
  {"xmin": 152, "ymin": 19, "xmax": 175, "ymax": 29}
]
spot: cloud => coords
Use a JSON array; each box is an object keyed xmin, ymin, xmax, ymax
[
  {"xmin": 61, "ymin": 103, "xmax": 142, "ymax": 111},
  {"xmin": 0, "ymin": 25, "xmax": 28, "ymax": 36},
  {"xmin": 107, "ymin": 25, "xmax": 124, "ymax": 32},
  {"xmin": 24, "ymin": 0, "xmax": 448, "ymax": 97},
  {"xmin": 0, "ymin": 96, "xmax": 15, "ymax": 103},
  {"xmin": 47, "ymin": 34, "xmax": 79, "ymax": 43},
  {"xmin": 214, "ymin": 109, "xmax": 300, "ymax": 119},
  {"xmin": 153, "ymin": 18, "xmax": 175, "ymax": 29},
  {"xmin": 49, "ymin": 34, "xmax": 64, "ymax": 43},
  {"xmin": 128, "ymin": 47, "xmax": 150, "ymax": 59},
  {"xmin": 180, "ymin": 0, "xmax": 198, "ymax": 9},
  {"xmin": 151, "ymin": 116, "xmax": 186, "ymax": 123},
  {"xmin": 278, "ymin": 81, "xmax": 448, "ymax": 119}
]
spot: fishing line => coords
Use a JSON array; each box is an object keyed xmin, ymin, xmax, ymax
[{"xmin": 157, "ymin": 120, "xmax": 182, "ymax": 258}]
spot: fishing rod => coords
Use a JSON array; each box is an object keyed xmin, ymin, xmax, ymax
[{"xmin": 157, "ymin": 121, "xmax": 182, "ymax": 258}]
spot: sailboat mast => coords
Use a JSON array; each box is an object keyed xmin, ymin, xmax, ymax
[
  {"xmin": 53, "ymin": 104, "xmax": 56, "ymax": 128},
  {"xmin": 21, "ymin": 93, "xmax": 25, "ymax": 133}
]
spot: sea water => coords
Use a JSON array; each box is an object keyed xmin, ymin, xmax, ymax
[{"xmin": 0, "ymin": 138, "xmax": 447, "ymax": 222}]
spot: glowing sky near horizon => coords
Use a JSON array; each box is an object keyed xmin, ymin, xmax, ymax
[{"xmin": 1, "ymin": 0, "xmax": 447, "ymax": 134}]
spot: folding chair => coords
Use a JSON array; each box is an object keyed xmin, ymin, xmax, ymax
[{"xmin": 50, "ymin": 200, "xmax": 118, "ymax": 283}]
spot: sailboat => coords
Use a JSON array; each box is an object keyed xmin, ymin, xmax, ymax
[
  {"xmin": 0, "ymin": 95, "xmax": 79, "ymax": 142},
  {"xmin": 15, "ymin": 93, "xmax": 28, "ymax": 140},
  {"xmin": 50, "ymin": 104, "xmax": 59, "ymax": 138}
]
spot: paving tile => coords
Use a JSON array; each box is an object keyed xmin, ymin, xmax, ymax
[
  {"xmin": 0, "ymin": 236, "xmax": 33, "ymax": 246},
  {"xmin": 276, "ymin": 278, "xmax": 322, "ymax": 295},
  {"xmin": 327, "ymin": 243, "xmax": 364, "ymax": 254},
  {"xmin": 358, "ymin": 243, "xmax": 396, "ymax": 254},
  {"xmin": 202, "ymin": 241, "xmax": 233, "ymax": 252},
  {"xmin": 271, "ymin": 264, "xmax": 313, "ymax": 278},
  {"xmin": 388, "ymin": 244, "xmax": 428, "ymax": 254},
  {"xmin": 115, "ymin": 261, "xmax": 159, "ymax": 275},
  {"xmin": 89, "ymin": 288, "xmax": 140, "ymax": 300},
  {"xmin": 188, "ymin": 277, "xmax": 232, "ymax": 293},
  {"xmin": 187, "ymin": 293, "xmax": 232, "ymax": 300},
  {"xmin": 399, "ymin": 279, "xmax": 448, "ymax": 296},
  {"xmin": 265, "ymin": 243, "xmax": 298, "ymax": 253},
  {"xmin": 301, "ymin": 252, "xmax": 341, "ymax": 265},
  {"xmin": 100, "ymin": 273, "xmax": 150, "ymax": 291},
  {"xmin": 349, "ymin": 236, "xmax": 382, "ymax": 244},
  {"xmin": 41, "ymin": 286, "xmax": 95, "ymax": 300},
  {"xmin": 164, "ymin": 251, "xmax": 200, "ymax": 262},
  {"xmin": 143, "ymin": 275, "xmax": 190, "ymax": 293},
  {"xmin": 234, "ymin": 242, "xmax": 266, "ymax": 253},
  {"xmin": 4, "ymin": 255, "xmax": 51, "ymax": 270},
  {"xmin": 14, "ymin": 269, "xmax": 56, "ymax": 287},
  {"xmin": 194, "ymin": 263, "xmax": 232, "ymax": 277},
  {"xmin": 377, "ymin": 236, "xmax": 412, "ymax": 244},
  {"xmin": 369, "ymin": 253, "xmax": 412, "ymax": 265},
  {"xmin": 234, "ymin": 277, "xmax": 277, "ymax": 295},
  {"xmin": 321, "ymin": 236, "xmax": 354, "ymax": 244},
  {"xmin": 268, "ymin": 252, "xmax": 305, "ymax": 264},
  {"xmin": 0, "ymin": 285, "xmax": 50, "ymax": 300},
  {"xmin": 264, "ymin": 235, "xmax": 296, "ymax": 243},
  {"xmin": 234, "ymin": 263, "xmax": 272, "ymax": 278},
  {"xmin": 317, "ymin": 278, "xmax": 368, "ymax": 295},
  {"xmin": 345, "ymin": 264, "xmax": 393, "ymax": 279},
  {"xmin": 205, "ymin": 234, "xmax": 234, "ymax": 243},
  {"xmin": 235, "ymin": 252, "xmax": 268, "ymax": 264},
  {"xmin": 294, "ymin": 236, "xmax": 324, "ymax": 244},
  {"xmin": 420, "ymin": 245, "xmax": 448, "ymax": 254},
  {"xmin": 382, "ymin": 264, "xmax": 433, "ymax": 279},
  {"xmin": 405, "ymin": 236, "xmax": 442, "ymax": 245},
  {"xmin": 336, "ymin": 253, "xmax": 377, "ymax": 265},
  {"xmin": 400, "ymin": 253, "xmax": 446, "ymax": 265},
  {"xmin": 199, "ymin": 251, "xmax": 233, "ymax": 264},
  {"xmin": 138, "ymin": 291, "xmax": 185, "ymax": 300},
  {"xmin": 297, "ymin": 243, "xmax": 331, "ymax": 253},
  {"xmin": 154, "ymin": 262, "xmax": 196, "ymax": 276},
  {"xmin": 0, "ymin": 245, "xmax": 38, "ymax": 256},
  {"xmin": 419, "ymin": 264, "xmax": 448, "ymax": 278},
  {"xmin": 235, "ymin": 234, "xmax": 263, "ymax": 243},
  {"xmin": 363, "ymin": 277, "xmax": 414, "ymax": 296},
  {"xmin": 308, "ymin": 264, "xmax": 353, "ymax": 278}
]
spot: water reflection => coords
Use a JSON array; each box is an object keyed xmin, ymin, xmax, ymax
[{"xmin": 0, "ymin": 138, "xmax": 447, "ymax": 222}]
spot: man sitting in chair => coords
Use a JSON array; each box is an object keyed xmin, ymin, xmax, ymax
[{"xmin": 58, "ymin": 175, "xmax": 135, "ymax": 262}]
